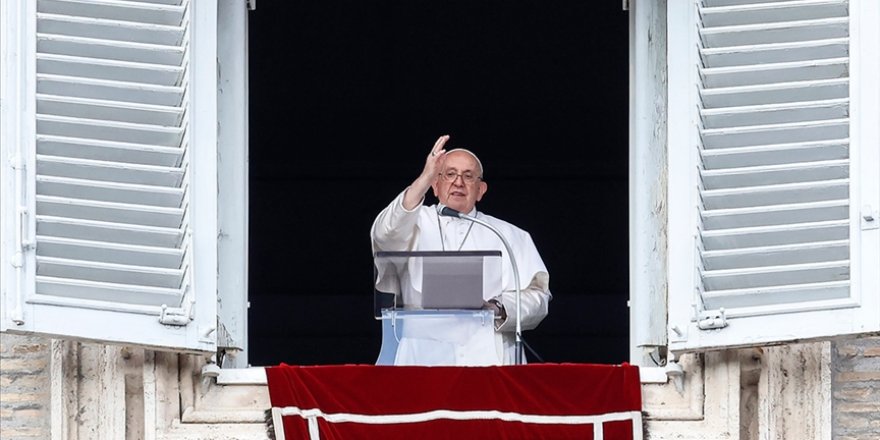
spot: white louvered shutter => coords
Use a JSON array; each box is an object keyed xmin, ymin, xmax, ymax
[
  {"xmin": 1, "ymin": 0, "xmax": 218, "ymax": 352},
  {"xmin": 667, "ymin": 0, "xmax": 880, "ymax": 352}
]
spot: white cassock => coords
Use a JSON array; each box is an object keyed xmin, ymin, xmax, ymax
[{"xmin": 371, "ymin": 190, "xmax": 552, "ymax": 365}]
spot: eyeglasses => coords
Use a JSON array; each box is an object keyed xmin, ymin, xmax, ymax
[{"xmin": 439, "ymin": 170, "xmax": 481, "ymax": 184}]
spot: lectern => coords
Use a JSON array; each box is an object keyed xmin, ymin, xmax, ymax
[{"xmin": 374, "ymin": 251, "xmax": 502, "ymax": 366}]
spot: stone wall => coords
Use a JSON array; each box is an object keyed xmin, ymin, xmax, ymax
[
  {"xmin": 0, "ymin": 333, "xmax": 51, "ymax": 440},
  {"xmin": 832, "ymin": 336, "xmax": 880, "ymax": 439},
  {"xmin": 2, "ymin": 332, "xmax": 879, "ymax": 439}
]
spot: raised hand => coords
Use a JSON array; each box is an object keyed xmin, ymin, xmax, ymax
[
  {"xmin": 403, "ymin": 135, "xmax": 450, "ymax": 210},
  {"xmin": 421, "ymin": 135, "xmax": 450, "ymax": 184}
]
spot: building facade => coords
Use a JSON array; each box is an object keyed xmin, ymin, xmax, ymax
[{"xmin": 3, "ymin": 0, "xmax": 879, "ymax": 438}]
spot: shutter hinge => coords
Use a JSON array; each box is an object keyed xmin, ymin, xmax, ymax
[
  {"xmin": 697, "ymin": 308, "xmax": 728, "ymax": 330},
  {"xmin": 159, "ymin": 300, "xmax": 194, "ymax": 326}
]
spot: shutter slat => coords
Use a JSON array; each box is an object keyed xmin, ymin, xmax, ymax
[
  {"xmin": 701, "ymin": 119, "xmax": 848, "ymax": 149},
  {"xmin": 37, "ymin": 54, "xmax": 184, "ymax": 86},
  {"xmin": 37, "ymin": 256, "xmax": 184, "ymax": 288},
  {"xmin": 706, "ymin": 0, "xmax": 797, "ymax": 7},
  {"xmin": 700, "ymin": 17, "xmax": 848, "ymax": 46},
  {"xmin": 36, "ymin": 215, "xmax": 183, "ymax": 248},
  {"xmin": 702, "ymin": 239, "xmax": 849, "ymax": 269},
  {"xmin": 36, "ymin": 276, "xmax": 182, "ymax": 306},
  {"xmin": 37, "ymin": 155, "xmax": 184, "ymax": 186},
  {"xmin": 702, "ymin": 260, "xmax": 849, "ymax": 290},
  {"xmin": 701, "ymin": 280, "xmax": 850, "ymax": 310},
  {"xmin": 38, "ymin": 74, "xmax": 185, "ymax": 106},
  {"xmin": 37, "ymin": 94, "xmax": 184, "ymax": 126},
  {"xmin": 37, "ymin": 175, "xmax": 184, "ymax": 207},
  {"xmin": 37, "ymin": 115, "xmax": 184, "ymax": 146},
  {"xmin": 37, "ymin": 12, "xmax": 185, "ymax": 46},
  {"xmin": 700, "ymin": 159, "xmax": 848, "ymax": 188},
  {"xmin": 701, "ymin": 219, "xmax": 848, "ymax": 250},
  {"xmin": 702, "ymin": 199, "xmax": 848, "ymax": 229},
  {"xmin": 135, "ymin": 0, "xmax": 185, "ymax": 5},
  {"xmin": 700, "ymin": 98, "xmax": 848, "ymax": 129},
  {"xmin": 38, "ymin": 0, "xmax": 186, "ymax": 26},
  {"xmin": 701, "ymin": 178, "xmax": 848, "ymax": 209},
  {"xmin": 701, "ymin": 57, "xmax": 848, "ymax": 88},
  {"xmin": 700, "ymin": 38, "xmax": 848, "ymax": 68},
  {"xmin": 37, "ymin": 135, "xmax": 183, "ymax": 167},
  {"xmin": 700, "ymin": 78, "xmax": 848, "ymax": 108},
  {"xmin": 701, "ymin": 139, "xmax": 848, "ymax": 168},
  {"xmin": 700, "ymin": 0, "xmax": 848, "ymax": 28},
  {"xmin": 36, "ymin": 236, "xmax": 184, "ymax": 268},
  {"xmin": 36, "ymin": 195, "xmax": 184, "ymax": 228},
  {"xmin": 37, "ymin": 34, "xmax": 185, "ymax": 66}
]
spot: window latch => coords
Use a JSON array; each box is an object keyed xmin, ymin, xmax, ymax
[
  {"xmin": 697, "ymin": 308, "xmax": 728, "ymax": 330},
  {"xmin": 159, "ymin": 300, "xmax": 193, "ymax": 326}
]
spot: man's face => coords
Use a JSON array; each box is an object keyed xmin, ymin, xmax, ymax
[{"xmin": 432, "ymin": 151, "xmax": 488, "ymax": 213}]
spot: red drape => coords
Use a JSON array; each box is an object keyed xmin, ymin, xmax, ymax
[{"xmin": 266, "ymin": 363, "xmax": 642, "ymax": 440}]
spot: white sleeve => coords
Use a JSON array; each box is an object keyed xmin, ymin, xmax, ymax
[
  {"xmin": 495, "ymin": 272, "xmax": 551, "ymax": 332},
  {"xmin": 370, "ymin": 188, "xmax": 423, "ymax": 253},
  {"xmin": 492, "ymin": 229, "xmax": 551, "ymax": 332}
]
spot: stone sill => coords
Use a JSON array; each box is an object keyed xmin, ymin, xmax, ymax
[{"xmin": 214, "ymin": 366, "xmax": 668, "ymax": 385}]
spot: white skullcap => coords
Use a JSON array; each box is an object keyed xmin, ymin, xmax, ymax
[{"xmin": 446, "ymin": 148, "xmax": 484, "ymax": 178}]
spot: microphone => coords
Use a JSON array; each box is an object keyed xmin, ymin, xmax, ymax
[
  {"xmin": 438, "ymin": 205, "xmax": 462, "ymax": 218},
  {"xmin": 436, "ymin": 203, "xmax": 525, "ymax": 365}
]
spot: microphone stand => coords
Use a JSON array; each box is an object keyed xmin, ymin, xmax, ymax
[{"xmin": 439, "ymin": 206, "xmax": 524, "ymax": 365}]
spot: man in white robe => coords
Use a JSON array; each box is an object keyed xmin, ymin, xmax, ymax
[{"xmin": 371, "ymin": 135, "xmax": 551, "ymax": 365}]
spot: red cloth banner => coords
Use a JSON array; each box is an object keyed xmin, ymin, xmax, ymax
[{"xmin": 266, "ymin": 363, "xmax": 642, "ymax": 440}]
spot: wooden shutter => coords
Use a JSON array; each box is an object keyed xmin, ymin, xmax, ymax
[
  {"xmin": 667, "ymin": 0, "xmax": 879, "ymax": 352},
  {"xmin": 2, "ymin": 0, "xmax": 217, "ymax": 352}
]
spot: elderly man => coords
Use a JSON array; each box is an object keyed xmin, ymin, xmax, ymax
[{"xmin": 371, "ymin": 135, "xmax": 551, "ymax": 365}]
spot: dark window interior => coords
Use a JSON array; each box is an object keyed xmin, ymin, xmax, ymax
[{"xmin": 248, "ymin": 1, "xmax": 629, "ymax": 365}]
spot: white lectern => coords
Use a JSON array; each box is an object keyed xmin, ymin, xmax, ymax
[{"xmin": 374, "ymin": 251, "xmax": 502, "ymax": 366}]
